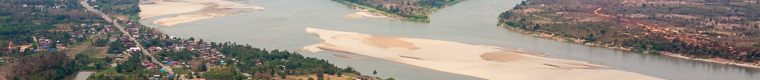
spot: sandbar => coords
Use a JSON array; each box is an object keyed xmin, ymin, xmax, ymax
[{"xmin": 303, "ymin": 27, "xmax": 661, "ymax": 80}]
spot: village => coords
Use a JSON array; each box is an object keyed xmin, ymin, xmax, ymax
[{"xmin": 1, "ymin": 7, "xmax": 237, "ymax": 80}]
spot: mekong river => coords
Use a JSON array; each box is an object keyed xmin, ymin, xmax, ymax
[{"xmin": 141, "ymin": 0, "xmax": 760, "ymax": 80}]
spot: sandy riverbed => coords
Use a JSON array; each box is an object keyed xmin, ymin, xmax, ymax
[
  {"xmin": 140, "ymin": 0, "xmax": 264, "ymax": 27},
  {"xmin": 344, "ymin": 10, "xmax": 390, "ymax": 19},
  {"xmin": 303, "ymin": 27, "xmax": 661, "ymax": 80}
]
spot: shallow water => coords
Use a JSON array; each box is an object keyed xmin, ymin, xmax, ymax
[{"xmin": 142, "ymin": 0, "xmax": 760, "ymax": 80}]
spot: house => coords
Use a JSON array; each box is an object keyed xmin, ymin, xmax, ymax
[
  {"xmin": 128, "ymin": 47, "xmax": 141, "ymax": 52},
  {"xmin": 38, "ymin": 38, "xmax": 52, "ymax": 49},
  {"xmin": 149, "ymin": 46, "xmax": 163, "ymax": 52},
  {"xmin": 142, "ymin": 60, "xmax": 157, "ymax": 69}
]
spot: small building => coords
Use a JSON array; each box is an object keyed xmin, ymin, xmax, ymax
[{"xmin": 128, "ymin": 47, "xmax": 141, "ymax": 52}]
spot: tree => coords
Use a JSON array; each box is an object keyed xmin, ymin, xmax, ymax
[
  {"xmin": 93, "ymin": 38, "xmax": 109, "ymax": 47},
  {"xmin": 317, "ymin": 71, "xmax": 325, "ymax": 80},
  {"xmin": 104, "ymin": 57, "xmax": 113, "ymax": 63},
  {"xmin": 95, "ymin": 62, "xmax": 106, "ymax": 70},
  {"xmin": 116, "ymin": 53, "xmax": 144, "ymax": 73},
  {"xmin": 75, "ymin": 54, "xmax": 91, "ymax": 66},
  {"xmin": 372, "ymin": 70, "xmax": 377, "ymax": 76},
  {"xmin": 197, "ymin": 62, "xmax": 208, "ymax": 72},
  {"xmin": 202, "ymin": 68, "xmax": 245, "ymax": 80},
  {"xmin": 108, "ymin": 40, "xmax": 125, "ymax": 54},
  {"xmin": 584, "ymin": 34, "xmax": 597, "ymax": 43}
]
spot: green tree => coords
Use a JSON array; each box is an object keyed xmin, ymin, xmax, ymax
[
  {"xmin": 104, "ymin": 57, "xmax": 113, "ymax": 63},
  {"xmin": 197, "ymin": 62, "xmax": 208, "ymax": 72},
  {"xmin": 75, "ymin": 54, "xmax": 92, "ymax": 66},
  {"xmin": 108, "ymin": 40, "xmax": 125, "ymax": 54},
  {"xmin": 116, "ymin": 53, "xmax": 144, "ymax": 73},
  {"xmin": 202, "ymin": 68, "xmax": 245, "ymax": 80},
  {"xmin": 317, "ymin": 71, "xmax": 325, "ymax": 80},
  {"xmin": 95, "ymin": 62, "xmax": 106, "ymax": 70},
  {"xmin": 372, "ymin": 70, "xmax": 377, "ymax": 76},
  {"xmin": 93, "ymin": 38, "xmax": 109, "ymax": 47}
]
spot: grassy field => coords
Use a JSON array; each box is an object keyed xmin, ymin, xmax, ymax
[{"xmin": 65, "ymin": 40, "xmax": 108, "ymax": 59}]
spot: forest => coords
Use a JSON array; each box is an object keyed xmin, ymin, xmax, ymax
[
  {"xmin": 217, "ymin": 42, "xmax": 361, "ymax": 79},
  {"xmin": 500, "ymin": 0, "xmax": 760, "ymax": 63},
  {"xmin": 333, "ymin": 0, "xmax": 463, "ymax": 22}
]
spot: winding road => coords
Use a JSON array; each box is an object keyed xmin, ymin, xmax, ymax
[{"xmin": 80, "ymin": 0, "xmax": 174, "ymax": 74}]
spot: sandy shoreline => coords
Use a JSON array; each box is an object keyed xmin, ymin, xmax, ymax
[
  {"xmin": 139, "ymin": 1, "xmax": 205, "ymax": 19},
  {"xmin": 660, "ymin": 52, "xmax": 760, "ymax": 68},
  {"xmin": 140, "ymin": 0, "xmax": 264, "ymax": 27},
  {"xmin": 303, "ymin": 27, "xmax": 661, "ymax": 80},
  {"xmin": 500, "ymin": 25, "xmax": 760, "ymax": 69},
  {"xmin": 344, "ymin": 9, "xmax": 390, "ymax": 19}
]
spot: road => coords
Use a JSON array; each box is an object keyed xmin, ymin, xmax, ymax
[{"xmin": 80, "ymin": 0, "xmax": 174, "ymax": 74}]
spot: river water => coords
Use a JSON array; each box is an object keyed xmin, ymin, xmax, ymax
[{"xmin": 141, "ymin": 0, "xmax": 760, "ymax": 80}]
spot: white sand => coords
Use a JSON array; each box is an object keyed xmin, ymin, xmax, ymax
[
  {"xmin": 304, "ymin": 27, "xmax": 662, "ymax": 80},
  {"xmin": 140, "ymin": 0, "xmax": 265, "ymax": 27},
  {"xmin": 343, "ymin": 8, "xmax": 391, "ymax": 19},
  {"xmin": 344, "ymin": 11, "xmax": 390, "ymax": 19},
  {"xmin": 139, "ymin": 1, "xmax": 205, "ymax": 19},
  {"xmin": 153, "ymin": 12, "xmax": 227, "ymax": 27}
]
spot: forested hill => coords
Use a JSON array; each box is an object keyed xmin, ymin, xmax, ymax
[
  {"xmin": 333, "ymin": 0, "xmax": 464, "ymax": 23},
  {"xmin": 499, "ymin": 0, "xmax": 760, "ymax": 65}
]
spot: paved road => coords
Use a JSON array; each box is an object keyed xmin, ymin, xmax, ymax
[
  {"xmin": 80, "ymin": 0, "xmax": 174, "ymax": 74},
  {"xmin": 74, "ymin": 71, "xmax": 96, "ymax": 80}
]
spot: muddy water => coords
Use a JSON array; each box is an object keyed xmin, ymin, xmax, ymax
[{"xmin": 141, "ymin": 0, "xmax": 760, "ymax": 80}]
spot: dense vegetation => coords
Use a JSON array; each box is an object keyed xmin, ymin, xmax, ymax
[
  {"xmin": 500, "ymin": 0, "xmax": 760, "ymax": 63},
  {"xmin": 0, "ymin": 0, "xmax": 103, "ymax": 54},
  {"xmin": 0, "ymin": 0, "xmax": 114, "ymax": 79},
  {"xmin": 333, "ymin": 0, "xmax": 463, "ymax": 22},
  {"xmin": 217, "ymin": 43, "xmax": 361, "ymax": 79},
  {"xmin": 92, "ymin": 0, "xmax": 141, "ymax": 19},
  {"xmin": 8, "ymin": 52, "xmax": 78, "ymax": 80}
]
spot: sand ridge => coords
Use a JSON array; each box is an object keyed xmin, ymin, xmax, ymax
[{"xmin": 303, "ymin": 27, "xmax": 662, "ymax": 80}]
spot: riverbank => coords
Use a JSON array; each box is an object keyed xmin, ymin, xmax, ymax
[
  {"xmin": 303, "ymin": 27, "xmax": 661, "ymax": 80},
  {"xmin": 331, "ymin": 0, "xmax": 463, "ymax": 23},
  {"xmin": 499, "ymin": 25, "xmax": 760, "ymax": 69},
  {"xmin": 334, "ymin": 1, "xmax": 411, "ymax": 22},
  {"xmin": 497, "ymin": 0, "xmax": 760, "ymax": 69},
  {"xmin": 343, "ymin": 8, "xmax": 391, "ymax": 19},
  {"xmin": 139, "ymin": 0, "xmax": 264, "ymax": 27}
]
